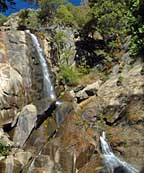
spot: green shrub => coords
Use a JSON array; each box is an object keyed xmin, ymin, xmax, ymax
[
  {"xmin": 27, "ymin": 10, "xmax": 40, "ymax": 28},
  {"xmin": 69, "ymin": 5, "xmax": 91, "ymax": 28},
  {"xmin": 59, "ymin": 66, "xmax": 82, "ymax": 86},
  {"xmin": 55, "ymin": 3, "xmax": 90, "ymax": 28},
  {"xmin": 117, "ymin": 75, "xmax": 124, "ymax": 86},
  {"xmin": 19, "ymin": 9, "xmax": 39, "ymax": 29},
  {"xmin": 126, "ymin": 0, "xmax": 144, "ymax": 56},
  {"xmin": 56, "ymin": 5, "xmax": 74, "ymax": 26},
  {"xmin": 38, "ymin": 0, "xmax": 66, "ymax": 24},
  {"xmin": 78, "ymin": 65, "xmax": 90, "ymax": 74},
  {"xmin": 89, "ymin": 0, "xmax": 128, "ymax": 36},
  {"xmin": 0, "ymin": 140, "xmax": 10, "ymax": 157},
  {"xmin": 0, "ymin": 14, "xmax": 7, "ymax": 25},
  {"xmin": 53, "ymin": 31, "xmax": 67, "ymax": 50}
]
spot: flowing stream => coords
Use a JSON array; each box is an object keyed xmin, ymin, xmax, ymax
[
  {"xmin": 26, "ymin": 30, "xmax": 56, "ymax": 100},
  {"xmin": 100, "ymin": 132, "xmax": 139, "ymax": 173}
]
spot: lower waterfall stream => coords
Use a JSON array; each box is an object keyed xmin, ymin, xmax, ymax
[{"xmin": 100, "ymin": 132, "xmax": 139, "ymax": 173}]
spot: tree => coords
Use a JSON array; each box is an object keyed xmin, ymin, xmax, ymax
[
  {"xmin": 0, "ymin": 0, "xmax": 38, "ymax": 12},
  {"xmin": 128, "ymin": 0, "xmax": 144, "ymax": 55},
  {"xmin": 38, "ymin": 0, "xmax": 66, "ymax": 23},
  {"xmin": 56, "ymin": 4, "xmax": 74, "ymax": 26},
  {"xmin": 88, "ymin": 0, "xmax": 128, "ymax": 37},
  {"xmin": 0, "ymin": 0, "xmax": 16, "ymax": 11}
]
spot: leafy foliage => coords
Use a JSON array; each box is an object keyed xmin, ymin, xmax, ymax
[
  {"xmin": 0, "ymin": 14, "xmax": 7, "ymax": 25},
  {"xmin": 19, "ymin": 9, "xmax": 39, "ymax": 29},
  {"xmin": 38, "ymin": 0, "xmax": 66, "ymax": 23},
  {"xmin": 0, "ymin": 140, "xmax": 10, "ymax": 157},
  {"xmin": 55, "ymin": 3, "xmax": 90, "ymax": 28},
  {"xmin": 0, "ymin": 0, "xmax": 16, "ymax": 12},
  {"xmin": 88, "ymin": 0, "xmax": 128, "ymax": 37},
  {"xmin": 56, "ymin": 4, "xmax": 74, "ymax": 26},
  {"xmin": 59, "ymin": 66, "xmax": 82, "ymax": 86},
  {"xmin": 128, "ymin": 0, "xmax": 144, "ymax": 56},
  {"xmin": 52, "ymin": 31, "xmax": 67, "ymax": 50}
]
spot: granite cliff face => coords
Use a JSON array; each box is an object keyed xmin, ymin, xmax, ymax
[
  {"xmin": 0, "ymin": 31, "xmax": 31, "ymax": 126},
  {"xmin": 0, "ymin": 30, "xmax": 52, "ymax": 126}
]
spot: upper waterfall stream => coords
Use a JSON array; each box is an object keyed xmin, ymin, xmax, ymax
[
  {"xmin": 26, "ymin": 30, "xmax": 56, "ymax": 100},
  {"xmin": 100, "ymin": 132, "xmax": 139, "ymax": 173}
]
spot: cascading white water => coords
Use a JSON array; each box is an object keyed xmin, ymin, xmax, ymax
[
  {"xmin": 26, "ymin": 30, "xmax": 56, "ymax": 100},
  {"xmin": 100, "ymin": 132, "xmax": 139, "ymax": 173}
]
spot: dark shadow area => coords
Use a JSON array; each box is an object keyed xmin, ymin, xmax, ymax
[
  {"xmin": 35, "ymin": 101, "xmax": 57, "ymax": 128},
  {"xmin": 74, "ymin": 36, "xmax": 106, "ymax": 68},
  {"xmin": 114, "ymin": 166, "xmax": 128, "ymax": 173}
]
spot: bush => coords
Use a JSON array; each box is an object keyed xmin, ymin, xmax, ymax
[
  {"xmin": 0, "ymin": 14, "xmax": 7, "ymax": 25},
  {"xmin": 0, "ymin": 140, "xmax": 10, "ymax": 157},
  {"xmin": 55, "ymin": 3, "xmax": 90, "ymax": 28},
  {"xmin": 59, "ymin": 66, "xmax": 82, "ymax": 86},
  {"xmin": 68, "ymin": 5, "xmax": 91, "ymax": 28},
  {"xmin": 19, "ymin": 9, "xmax": 39, "ymax": 29},
  {"xmin": 38, "ymin": 0, "xmax": 66, "ymax": 24},
  {"xmin": 89, "ymin": 0, "xmax": 128, "ymax": 36},
  {"xmin": 56, "ymin": 5, "xmax": 74, "ymax": 26},
  {"xmin": 53, "ymin": 31, "xmax": 67, "ymax": 50}
]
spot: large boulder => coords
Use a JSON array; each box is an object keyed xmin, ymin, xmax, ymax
[{"xmin": 13, "ymin": 104, "xmax": 37, "ymax": 147}]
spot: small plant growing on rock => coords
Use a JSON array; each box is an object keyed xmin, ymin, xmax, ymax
[
  {"xmin": 53, "ymin": 31, "xmax": 67, "ymax": 50},
  {"xmin": 0, "ymin": 139, "xmax": 10, "ymax": 157},
  {"xmin": 117, "ymin": 76, "xmax": 124, "ymax": 86},
  {"xmin": 74, "ymin": 120, "xmax": 83, "ymax": 126}
]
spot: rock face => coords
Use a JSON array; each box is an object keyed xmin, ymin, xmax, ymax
[
  {"xmin": 0, "ymin": 63, "xmax": 24, "ymax": 126},
  {"xmin": 0, "ymin": 30, "xmax": 46, "ymax": 127},
  {"xmin": 0, "ymin": 31, "xmax": 28, "ymax": 127},
  {"xmin": 77, "ymin": 61, "xmax": 144, "ymax": 169},
  {"xmin": 13, "ymin": 104, "xmax": 37, "ymax": 147},
  {"xmin": 42, "ymin": 26, "xmax": 76, "ymax": 70},
  {"xmin": 25, "ymin": 110, "xmax": 101, "ymax": 173}
]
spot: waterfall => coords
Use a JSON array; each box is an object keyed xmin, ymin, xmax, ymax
[
  {"xmin": 100, "ymin": 132, "xmax": 139, "ymax": 173},
  {"xmin": 26, "ymin": 30, "xmax": 56, "ymax": 100}
]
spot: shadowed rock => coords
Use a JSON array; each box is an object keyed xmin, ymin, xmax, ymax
[{"xmin": 114, "ymin": 166, "xmax": 128, "ymax": 173}]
